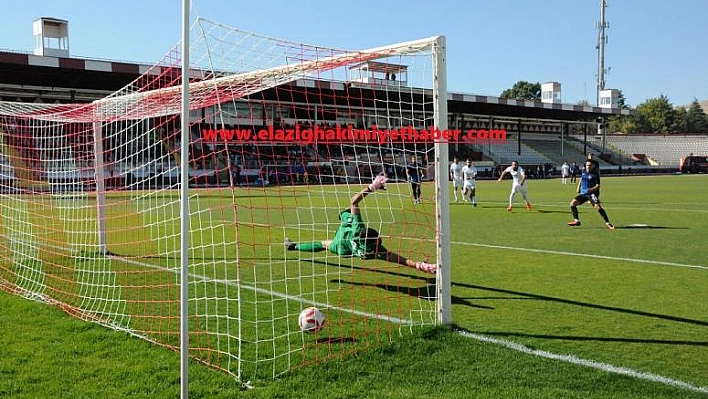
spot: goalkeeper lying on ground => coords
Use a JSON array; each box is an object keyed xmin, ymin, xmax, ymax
[{"xmin": 285, "ymin": 173, "xmax": 437, "ymax": 274}]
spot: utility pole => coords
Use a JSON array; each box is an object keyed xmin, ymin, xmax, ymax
[{"xmin": 596, "ymin": 0, "xmax": 608, "ymax": 106}]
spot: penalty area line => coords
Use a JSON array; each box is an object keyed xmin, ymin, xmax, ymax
[
  {"xmin": 456, "ymin": 329, "xmax": 708, "ymax": 395},
  {"xmin": 455, "ymin": 242, "xmax": 707, "ymax": 270}
]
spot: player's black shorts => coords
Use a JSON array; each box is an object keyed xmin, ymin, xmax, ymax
[{"xmin": 574, "ymin": 193, "xmax": 600, "ymax": 206}]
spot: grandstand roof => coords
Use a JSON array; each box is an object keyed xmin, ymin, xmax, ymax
[
  {"xmin": 0, "ymin": 50, "xmax": 147, "ymax": 102},
  {"xmin": 0, "ymin": 49, "xmax": 633, "ymax": 122}
]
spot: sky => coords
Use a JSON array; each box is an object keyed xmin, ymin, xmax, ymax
[{"xmin": 1, "ymin": 0, "xmax": 706, "ymax": 108}]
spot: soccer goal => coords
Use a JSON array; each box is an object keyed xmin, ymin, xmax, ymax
[{"xmin": 0, "ymin": 17, "xmax": 450, "ymax": 383}]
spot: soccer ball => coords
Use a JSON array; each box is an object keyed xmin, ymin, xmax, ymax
[{"xmin": 298, "ymin": 307, "xmax": 325, "ymax": 334}]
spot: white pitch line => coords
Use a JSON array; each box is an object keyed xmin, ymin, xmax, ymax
[
  {"xmin": 454, "ymin": 241, "xmax": 708, "ymax": 270},
  {"xmin": 481, "ymin": 200, "xmax": 708, "ymax": 213},
  {"xmin": 17, "ymin": 239, "xmax": 707, "ymax": 393},
  {"xmin": 155, "ymin": 203, "xmax": 706, "ymax": 392},
  {"xmin": 212, "ymin": 223, "xmax": 706, "ymax": 270},
  {"xmin": 456, "ymin": 330, "xmax": 708, "ymax": 395},
  {"xmin": 109, "ymin": 254, "xmax": 414, "ymax": 326},
  {"xmin": 607, "ymin": 206, "xmax": 708, "ymax": 213}
]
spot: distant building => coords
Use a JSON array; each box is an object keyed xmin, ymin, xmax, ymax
[
  {"xmin": 33, "ymin": 17, "xmax": 70, "ymax": 58},
  {"xmin": 348, "ymin": 61, "xmax": 407, "ymax": 87},
  {"xmin": 541, "ymin": 82, "xmax": 561, "ymax": 104},
  {"xmin": 599, "ymin": 88, "xmax": 620, "ymax": 109}
]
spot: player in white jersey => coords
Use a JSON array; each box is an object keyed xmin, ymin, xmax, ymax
[
  {"xmin": 561, "ymin": 161, "xmax": 570, "ymax": 185},
  {"xmin": 497, "ymin": 160, "xmax": 531, "ymax": 211},
  {"xmin": 449, "ymin": 157, "xmax": 463, "ymax": 202},
  {"xmin": 461, "ymin": 159, "xmax": 478, "ymax": 207}
]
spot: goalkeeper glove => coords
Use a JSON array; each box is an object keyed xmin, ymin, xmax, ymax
[
  {"xmin": 415, "ymin": 261, "xmax": 437, "ymax": 274},
  {"xmin": 368, "ymin": 173, "xmax": 388, "ymax": 192}
]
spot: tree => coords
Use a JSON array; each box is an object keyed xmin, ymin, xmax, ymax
[
  {"xmin": 500, "ymin": 81, "xmax": 541, "ymax": 101},
  {"xmin": 673, "ymin": 107, "xmax": 688, "ymax": 132},
  {"xmin": 684, "ymin": 99, "xmax": 708, "ymax": 133},
  {"xmin": 607, "ymin": 115, "xmax": 638, "ymax": 134},
  {"xmin": 616, "ymin": 90, "xmax": 629, "ymax": 109},
  {"xmin": 634, "ymin": 95, "xmax": 676, "ymax": 133}
]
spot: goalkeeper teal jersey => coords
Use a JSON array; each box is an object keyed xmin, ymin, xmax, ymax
[{"xmin": 328, "ymin": 210, "xmax": 386, "ymax": 259}]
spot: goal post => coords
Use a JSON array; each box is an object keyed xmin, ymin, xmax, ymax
[
  {"xmin": 92, "ymin": 120, "xmax": 108, "ymax": 255},
  {"xmin": 432, "ymin": 35, "xmax": 452, "ymax": 325},
  {"xmin": 0, "ymin": 18, "xmax": 451, "ymax": 384}
]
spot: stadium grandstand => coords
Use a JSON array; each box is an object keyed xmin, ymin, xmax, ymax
[
  {"xmin": 603, "ymin": 134, "xmax": 708, "ymax": 167},
  {"xmin": 3, "ymin": 17, "xmax": 704, "ymax": 187}
]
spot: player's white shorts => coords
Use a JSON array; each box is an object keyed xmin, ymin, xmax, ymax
[
  {"xmin": 452, "ymin": 178, "xmax": 462, "ymax": 188},
  {"xmin": 464, "ymin": 179, "xmax": 476, "ymax": 190},
  {"xmin": 511, "ymin": 183, "xmax": 526, "ymax": 195}
]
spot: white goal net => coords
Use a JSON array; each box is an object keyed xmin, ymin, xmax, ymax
[{"xmin": 0, "ymin": 17, "xmax": 449, "ymax": 382}]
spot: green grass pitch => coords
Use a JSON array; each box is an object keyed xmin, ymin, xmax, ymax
[{"xmin": 0, "ymin": 173, "xmax": 706, "ymax": 398}]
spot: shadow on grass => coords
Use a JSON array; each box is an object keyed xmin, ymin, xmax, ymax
[
  {"xmin": 309, "ymin": 258, "xmax": 432, "ymax": 282},
  {"xmin": 618, "ymin": 224, "xmax": 688, "ymax": 229},
  {"xmin": 456, "ymin": 282, "xmax": 708, "ymax": 327},
  {"xmin": 332, "ymin": 279, "xmax": 489, "ymax": 309},
  {"xmin": 288, "ymin": 258, "xmax": 492, "ymax": 308},
  {"xmin": 536, "ymin": 209, "xmax": 572, "ymax": 214}
]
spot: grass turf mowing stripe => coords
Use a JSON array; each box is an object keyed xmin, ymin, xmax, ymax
[{"xmin": 456, "ymin": 328, "xmax": 708, "ymax": 395}]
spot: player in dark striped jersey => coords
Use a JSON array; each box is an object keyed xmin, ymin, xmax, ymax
[{"xmin": 567, "ymin": 160, "xmax": 614, "ymax": 229}]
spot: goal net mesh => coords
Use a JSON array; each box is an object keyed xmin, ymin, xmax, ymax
[{"xmin": 0, "ymin": 17, "xmax": 446, "ymax": 382}]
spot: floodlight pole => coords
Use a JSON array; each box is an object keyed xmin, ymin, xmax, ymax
[
  {"xmin": 596, "ymin": 0, "xmax": 608, "ymax": 106},
  {"xmin": 180, "ymin": 0, "xmax": 191, "ymax": 398}
]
